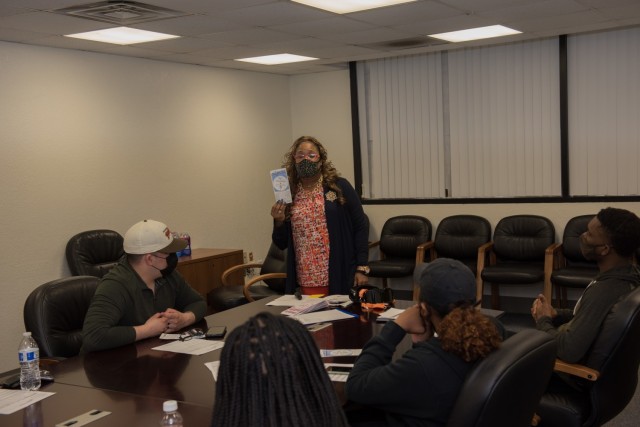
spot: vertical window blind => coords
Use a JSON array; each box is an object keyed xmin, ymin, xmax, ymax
[
  {"xmin": 357, "ymin": 38, "xmax": 561, "ymax": 199},
  {"xmin": 568, "ymin": 27, "xmax": 640, "ymax": 196}
]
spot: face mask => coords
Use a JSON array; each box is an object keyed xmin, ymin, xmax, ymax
[
  {"xmin": 160, "ymin": 253, "xmax": 179, "ymax": 278},
  {"xmin": 580, "ymin": 234, "xmax": 604, "ymax": 261},
  {"xmin": 295, "ymin": 159, "xmax": 320, "ymax": 178}
]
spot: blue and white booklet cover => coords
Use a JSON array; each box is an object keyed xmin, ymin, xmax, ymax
[{"xmin": 270, "ymin": 168, "xmax": 292, "ymax": 203}]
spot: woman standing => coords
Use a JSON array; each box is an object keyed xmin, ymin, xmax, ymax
[{"xmin": 271, "ymin": 136, "xmax": 369, "ymax": 296}]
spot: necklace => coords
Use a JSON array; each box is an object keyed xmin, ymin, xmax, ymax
[{"xmin": 299, "ymin": 176, "xmax": 323, "ymax": 192}]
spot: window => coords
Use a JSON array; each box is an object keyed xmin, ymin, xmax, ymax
[{"xmin": 356, "ymin": 27, "xmax": 640, "ymax": 201}]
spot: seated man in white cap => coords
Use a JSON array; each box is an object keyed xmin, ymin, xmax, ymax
[{"xmin": 82, "ymin": 219, "xmax": 206, "ymax": 352}]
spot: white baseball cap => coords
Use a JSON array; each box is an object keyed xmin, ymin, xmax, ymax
[{"xmin": 123, "ymin": 219, "xmax": 187, "ymax": 255}]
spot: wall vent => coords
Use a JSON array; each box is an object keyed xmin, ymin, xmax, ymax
[{"xmin": 54, "ymin": 1, "xmax": 190, "ymax": 26}]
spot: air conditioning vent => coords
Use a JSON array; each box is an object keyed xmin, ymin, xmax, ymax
[
  {"xmin": 54, "ymin": 1, "xmax": 190, "ymax": 25},
  {"xmin": 362, "ymin": 36, "xmax": 449, "ymax": 50}
]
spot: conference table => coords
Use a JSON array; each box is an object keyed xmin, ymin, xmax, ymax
[{"xmin": 2, "ymin": 296, "xmax": 415, "ymax": 426}]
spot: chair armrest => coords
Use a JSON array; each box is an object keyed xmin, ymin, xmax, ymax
[
  {"xmin": 543, "ymin": 243, "xmax": 563, "ymax": 301},
  {"xmin": 242, "ymin": 273, "xmax": 287, "ymax": 302},
  {"xmin": 420, "ymin": 241, "xmax": 435, "ymax": 261},
  {"xmin": 554, "ymin": 359, "xmax": 599, "ymax": 381},
  {"xmin": 415, "ymin": 241, "xmax": 432, "ymax": 264},
  {"xmin": 476, "ymin": 242, "xmax": 494, "ymax": 305},
  {"xmin": 221, "ymin": 263, "xmax": 263, "ymax": 286}
]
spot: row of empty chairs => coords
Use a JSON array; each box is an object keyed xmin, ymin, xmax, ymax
[{"xmin": 368, "ymin": 214, "xmax": 607, "ymax": 310}]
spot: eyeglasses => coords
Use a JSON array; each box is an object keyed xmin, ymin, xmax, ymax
[
  {"xmin": 150, "ymin": 253, "xmax": 169, "ymax": 260},
  {"xmin": 179, "ymin": 328, "xmax": 204, "ymax": 342},
  {"xmin": 294, "ymin": 151, "xmax": 320, "ymax": 161}
]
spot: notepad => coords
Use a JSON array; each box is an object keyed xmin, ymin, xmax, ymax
[{"xmin": 281, "ymin": 298, "xmax": 329, "ymax": 316}]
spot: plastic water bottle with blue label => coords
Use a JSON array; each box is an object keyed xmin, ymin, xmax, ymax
[
  {"xmin": 181, "ymin": 233, "xmax": 191, "ymax": 256},
  {"xmin": 18, "ymin": 332, "xmax": 41, "ymax": 391}
]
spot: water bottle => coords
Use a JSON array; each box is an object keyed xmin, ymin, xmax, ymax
[
  {"xmin": 180, "ymin": 233, "xmax": 191, "ymax": 256},
  {"xmin": 18, "ymin": 332, "xmax": 41, "ymax": 391},
  {"xmin": 172, "ymin": 232, "xmax": 182, "ymax": 257},
  {"xmin": 160, "ymin": 400, "xmax": 183, "ymax": 427}
]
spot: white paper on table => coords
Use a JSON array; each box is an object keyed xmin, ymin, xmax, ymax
[
  {"xmin": 159, "ymin": 333, "xmax": 181, "ymax": 340},
  {"xmin": 291, "ymin": 309, "xmax": 357, "ymax": 325},
  {"xmin": 0, "ymin": 389, "xmax": 55, "ymax": 415},
  {"xmin": 270, "ymin": 168, "xmax": 292, "ymax": 203},
  {"xmin": 205, "ymin": 360, "xmax": 220, "ymax": 381},
  {"xmin": 324, "ymin": 363, "xmax": 355, "ymax": 382},
  {"xmin": 320, "ymin": 349, "xmax": 362, "ymax": 357},
  {"xmin": 267, "ymin": 294, "xmax": 352, "ymax": 308},
  {"xmin": 376, "ymin": 308, "xmax": 405, "ymax": 322},
  {"xmin": 266, "ymin": 295, "xmax": 314, "ymax": 306},
  {"xmin": 152, "ymin": 339, "xmax": 224, "ymax": 355}
]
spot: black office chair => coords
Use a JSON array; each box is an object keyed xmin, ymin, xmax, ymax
[
  {"xmin": 447, "ymin": 329, "xmax": 557, "ymax": 427},
  {"xmin": 477, "ymin": 215, "xmax": 555, "ymax": 309},
  {"xmin": 368, "ymin": 215, "xmax": 432, "ymax": 288},
  {"xmin": 23, "ymin": 276, "xmax": 100, "ymax": 358},
  {"xmin": 208, "ymin": 242, "xmax": 287, "ymax": 312},
  {"xmin": 66, "ymin": 229, "xmax": 124, "ymax": 277},
  {"xmin": 537, "ymin": 285, "xmax": 640, "ymax": 427},
  {"xmin": 543, "ymin": 215, "xmax": 598, "ymax": 307},
  {"xmin": 426, "ymin": 215, "xmax": 492, "ymax": 275}
]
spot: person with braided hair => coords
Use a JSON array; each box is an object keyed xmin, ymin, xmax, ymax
[
  {"xmin": 211, "ymin": 312, "xmax": 349, "ymax": 427},
  {"xmin": 271, "ymin": 136, "xmax": 370, "ymax": 296},
  {"xmin": 345, "ymin": 258, "xmax": 503, "ymax": 426}
]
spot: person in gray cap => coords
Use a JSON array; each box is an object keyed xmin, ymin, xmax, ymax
[
  {"xmin": 82, "ymin": 219, "xmax": 206, "ymax": 352},
  {"xmin": 345, "ymin": 258, "xmax": 503, "ymax": 427}
]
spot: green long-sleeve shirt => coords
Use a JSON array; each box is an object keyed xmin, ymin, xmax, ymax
[
  {"xmin": 82, "ymin": 258, "xmax": 206, "ymax": 352},
  {"xmin": 536, "ymin": 265, "xmax": 639, "ymax": 363}
]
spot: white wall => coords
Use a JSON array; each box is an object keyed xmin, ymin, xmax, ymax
[{"xmin": 0, "ymin": 41, "xmax": 292, "ymax": 371}]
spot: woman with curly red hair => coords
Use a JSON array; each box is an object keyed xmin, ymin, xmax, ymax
[{"xmin": 345, "ymin": 258, "xmax": 504, "ymax": 426}]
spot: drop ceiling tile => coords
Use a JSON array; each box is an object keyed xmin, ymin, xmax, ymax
[{"xmin": 0, "ymin": 10, "xmax": 110, "ymax": 34}]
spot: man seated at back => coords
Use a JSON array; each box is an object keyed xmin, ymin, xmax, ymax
[
  {"xmin": 82, "ymin": 219, "xmax": 206, "ymax": 352},
  {"xmin": 531, "ymin": 207, "xmax": 640, "ymax": 377}
]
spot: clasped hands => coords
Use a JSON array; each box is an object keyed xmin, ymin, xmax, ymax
[
  {"xmin": 530, "ymin": 294, "xmax": 557, "ymax": 321},
  {"xmin": 145, "ymin": 308, "xmax": 194, "ymax": 335}
]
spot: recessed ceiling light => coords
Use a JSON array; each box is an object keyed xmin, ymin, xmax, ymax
[
  {"xmin": 428, "ymin": 25, "xmax": 522, "ymax": 43},
  {"xmin": 292, "ymin": 0, "xmax": 417, "ymax": 14},
  {"xmin": 65, "ymin": 26, "xmax": 179, "ymax": 45},
  {"xmin": 235, "ymin": 54, "xmax": 317, "ymax": 65}
]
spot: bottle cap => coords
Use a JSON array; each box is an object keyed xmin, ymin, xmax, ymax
[
  {"xmin": 23, "ymin": 332, "xmax": 31, "ymax": 337},
  {"xmin": 163, "ymin": 400, "xmax": 178, "ymax": 412}
]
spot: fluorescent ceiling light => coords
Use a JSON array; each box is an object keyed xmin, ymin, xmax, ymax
[
  {"xmin": 429, "ymin": 25, "xmax": 521, "ymax": 43},
  {"xmin": 65, "ymin": 27, "xmax": 179, "ymax": 45},
  {"xmin": 235, "ymin": 54, "xmax": 317, "ymax": 65},
  {"xmin": 292, "ymin": 0, "xmax": 417, "ymax": 14}
]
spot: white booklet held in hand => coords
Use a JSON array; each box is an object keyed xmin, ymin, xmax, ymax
[
  {"xmin": 281, "ymin": 298, "xmax": 329, "ymax": 316},
  {"xmin": 270, "ymin": 168, "xmax": 292, "ymax": 203}
]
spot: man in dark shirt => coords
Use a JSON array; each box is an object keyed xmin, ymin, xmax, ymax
[
  {"xmin": 82, "ymin": 219, "xmax": 206, "ymax": 352},
  {"xmin": 532, "ymin": 207, "xmax": 640, "ymax": 365}
]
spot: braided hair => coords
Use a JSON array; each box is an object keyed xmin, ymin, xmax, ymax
[{"xmin": 211, "ymin": 312, "xmax": 349, "ymax": 427}]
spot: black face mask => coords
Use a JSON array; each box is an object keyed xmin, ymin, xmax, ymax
[
  {"xmin": 295, "ymin": 159, "xmax": 320, "ymax": 178},
  {"xmin": 579, "ymin": 234, "xmax": 605, "ymax": 261},
  {"xmin": 160, "ymin": 253, "xmax": 178, "ymax": 278}
]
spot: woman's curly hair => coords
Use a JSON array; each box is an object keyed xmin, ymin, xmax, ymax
[
  {"xmin": 438, "ymin": 304, "xmax": 502, "ymax": 363},
  {"xmin": 282, "ymin": 136, "xmax": 346, "ymax": 204}
]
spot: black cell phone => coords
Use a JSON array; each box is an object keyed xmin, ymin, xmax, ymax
[
  {"xmin": 326, "ymin": 365, "xmax": 352, "ymax": 373},
  {"xmin": 205, "ymin": 326, "xmax": 227, "ymax": 339}
]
